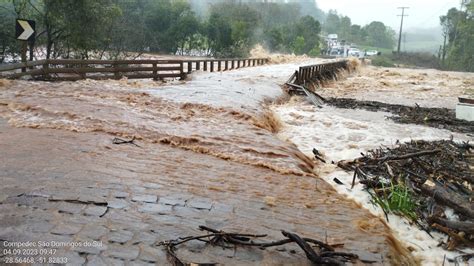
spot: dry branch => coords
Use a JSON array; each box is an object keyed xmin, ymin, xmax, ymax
[{"xmin": 158, "ymin": 225, "xmax": 358, "ymax": 265}]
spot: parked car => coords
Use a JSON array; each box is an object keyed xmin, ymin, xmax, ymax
[
  {"xmin": 329, "ymin": 48, "xmax": 343, "ymax": 57},
  {"xmin": 366, "ymin": 50, "xmax": 379, "ymax": 56},
  {"xmin": 348, "ymin": 48, "xmax": 361, "ymax": 57}
]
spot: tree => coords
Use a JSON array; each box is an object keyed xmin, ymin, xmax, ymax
[
  {"xmin": 339, "ymin": 16, "xmax": 351, "ymax": 41},
  {"xmin": 440, "ymin": 8, "xmax": 465, "ymax": 43},
  {"xmin": 363, "ymin": 21, "xmax": 395, "ymax": 49},
  {"xmin": 295, "ymin": 15, "xmax": 321, "ymax": 54},
  {"xmin": 288, "ymin": 0, "xmax": 325, "ymax": 21},
  {"xmin": 323, "ymin": 10, "xmax": 340, "ymax": 34},
  {"xmin": 205, "ymin": 12, "xmax": 233, "ymax": 56},
  {"xmin": 350, "ymin": 24, "xmax": 364, "ymax": 44},
  {"xmin": 264, "ymin": 27, "xmax": 285, "ymax": 51},
  {"xmin": 441, "ymin": 0, "xmax": 474, "ymax": 71},
  {"xmin": 292, "ymin": 36, "xmax": 305, "ymax": 54},
  {"xmin": 0, "ymin": 1, "xmax": 18, "ymax": 62},
  {"xmin": 171, "ymin": 9, "xmax": 200, "ymax": 55}
]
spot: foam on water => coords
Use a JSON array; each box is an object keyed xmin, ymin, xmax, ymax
[{"xmin": 274, "ymin": 100, "xmax": 473, "ymax": 265}]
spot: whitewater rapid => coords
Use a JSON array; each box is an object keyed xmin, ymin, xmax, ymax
[{"xmin": 273, "ymin": 98, "xmax": 473, "ymax": 265}]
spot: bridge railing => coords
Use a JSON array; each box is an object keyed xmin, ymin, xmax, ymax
[
  {"xmin": 289, "ymin": 60, "xmax": 349, "ymax": 85},
  {"xmin": 0, "ymin": 58, "xmax": 269, "ymax": 81}
]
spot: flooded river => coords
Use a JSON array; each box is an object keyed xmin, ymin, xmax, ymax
[{"xmin": 0, "ymin": 61, "xmax": 436, "ymax": 265}]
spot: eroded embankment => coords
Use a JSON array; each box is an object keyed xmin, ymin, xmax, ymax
[{"xmin": 0, "ymin": 72, "xmax": 416, "ymax": 265}]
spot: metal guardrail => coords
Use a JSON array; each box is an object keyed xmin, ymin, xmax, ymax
[{"xmin": 0, "ymin": 58, "xmax": 269, "ymax": 81}]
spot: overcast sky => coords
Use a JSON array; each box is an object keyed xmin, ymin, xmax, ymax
[{"xmin": 316, "ymin": 0, "xmax": 462, "ymax": 30}]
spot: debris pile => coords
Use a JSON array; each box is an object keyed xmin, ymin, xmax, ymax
[
  {"xmin": 337, "ymin": 139, "xmax": 473, "ymax": 251},
  {"xmin": 159, "ymin": 225, "xmax": 359, "ymax": 265},
  {"xmin": 326, "ymin": 97, "xmax": 474, "ymax": 134}
]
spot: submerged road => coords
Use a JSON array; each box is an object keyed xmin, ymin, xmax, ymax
[{"xmin": 0, "ymin": 61, "xmax": 414, "ymax": 265}]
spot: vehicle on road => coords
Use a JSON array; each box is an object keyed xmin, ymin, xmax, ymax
[
  {"xmin": 348, "ymin": 48, "xmax": 362, "ymax": 57},
  {"xmin": 366, "ymin": 50, "xmax": 379, "ymax": 56}
]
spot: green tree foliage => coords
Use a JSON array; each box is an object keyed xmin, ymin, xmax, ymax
[
  {"xmin": 440, "ymin": 1, "xmax": 474, "ymax": 71},
  {"xmin": 338, "ymin": 16, "xmax": 351, "ymax": 41},
  {"xmin": 201, "ymin": 1, "xmax": 322, "ymax": 56},
  {"xmin": 144, "ymin": 0, "xmax": 199, "ymax": 54},
  {"xmin": 0, "ymin": 1, "xmax": 18, "ymax": 62},
  {"xmin": 205, "ymin": 12, "xmax": 233, "ymax": 56},
  {"xmin": 288, "ymin": 0, "xmax": 325, "ymax": 22},
  {"xmin": 0, "ymin": 0, "xmax": 325, "ymax": 60},
  {"xmin": 291, "ymin": 36, "xmax": 305, "ymax": 55},
  {"xmin": 294, "ymin": 16, "xmax": 321, "ymax": 54},
  {"xmin": 322, "ymin": 11, "xmax": 395, "ymax": 49},
  {"xmin": 363, "ymin": 21, "xmax": 395, "ymax": 49},
  {"xmin": 54, "ymin": 0, "xmax": 122, "ymax": 58},
  {"xmin": 323, "ymin": 10, "xmax": 340, "ymax": 35}
]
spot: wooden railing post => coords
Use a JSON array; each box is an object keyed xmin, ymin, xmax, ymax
[
  {"xmin": 237, "ymin": 60, "xmax": 240, "ymax": 69},
  {"xmin": 179, "ymin": 61, "xmax": 185, "ymax": 79},
  {"xmin": 112, "ymin": 61, "xmax": 119, "ymax": 80},
  {"xmin": 203, "ymin": 61, "xmax": 208, "ymax": 71},
  {"xmin": 210, "ymin": 60, "xmax": 214, "ymax": 72},
  {"xmin": 152, "ymin": 63, "xmax": 158, "ymax": 80},
  {"xmin": 224, "ymin": 60, "xmax": 228, "ymax": 71},
  {"xmin": 196, "ymin": 61, "xmax": 200, "ymax": 70},
  {"xmin": 218, "ymin": 60, "xmax": 221, "ymax": 71},
  {"xmin": 231, "ymin": 60, "xmax": 235, "ymax": 69},
  {"xmin": 42, "ymin": 61, "xmax": 49, "ymax": 79},
  {"xmin": 187, "ymin": 61, "xmax": 192, "ymax": 73},
  {"xmin": 298, "ymin": 67, "xmax": 302, "ymax": 83}
]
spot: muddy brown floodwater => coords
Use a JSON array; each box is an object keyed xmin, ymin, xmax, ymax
[
  {"xmin": 319, "ymin": 65, "xmax": 474, "ymax": 109},
  {"xmin": 0, "ymin": 62, "xmax": 414, "ymax": 265}
]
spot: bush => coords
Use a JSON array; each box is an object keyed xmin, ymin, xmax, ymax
[
  {"xmin": 308, "ymin": 45, "xmax": 321, "ymax": 57},
  {"xmin": 394, "ymin": 52, "xmax": 440, "ymax": 69},
  {"xmin": 371, "ymin": 52, "xmax": 441, "ymax": 69},
  {"xmin": 371, "ymin": 55, "xmax": 395, "ymax": 67}
]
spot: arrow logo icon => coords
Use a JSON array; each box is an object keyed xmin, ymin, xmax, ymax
[{"xmin": 16, "ymin": 19, "xmax": 35, "ymax": 41}]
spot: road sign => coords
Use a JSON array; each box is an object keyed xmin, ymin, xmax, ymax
[{"xmin": 16, "ymin": 19, "xmax": 35, "ymax": 41}]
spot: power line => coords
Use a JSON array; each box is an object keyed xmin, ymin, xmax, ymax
[{"xmin": 397, "ymin": 7, "xmax": 409, "ymax": 54}]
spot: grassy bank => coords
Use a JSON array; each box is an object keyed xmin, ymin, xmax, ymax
[{"xmin": 370, "ymin": 52, "xmax": 440, "ymax": 69}]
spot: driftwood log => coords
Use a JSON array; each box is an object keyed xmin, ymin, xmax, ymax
[
  {"xmin": 337, "ymin": 139, "xmax": 473, "ymax": 250},
  {"xmin": 158, "ymin": 225, "xmax": 359, "ymax": 265}
]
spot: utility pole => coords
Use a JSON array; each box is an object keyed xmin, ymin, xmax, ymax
[{"xmin": 397, "ymin": 7, "xmax": 409, "ymax": 54}]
